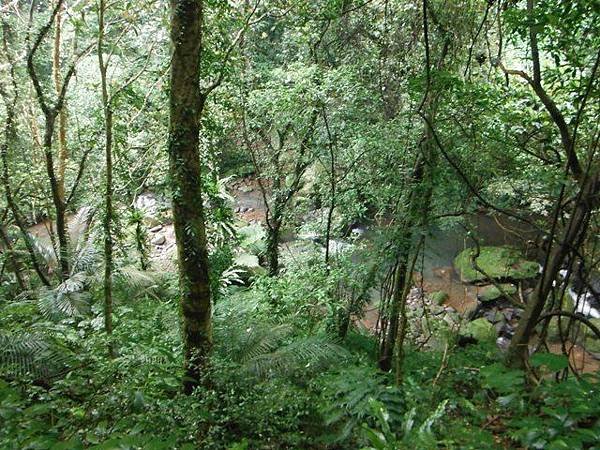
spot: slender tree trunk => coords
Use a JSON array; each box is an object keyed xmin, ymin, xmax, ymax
[
  {"xmin": 169, "ymin": 0, "xmax": 212, "ymax": 394},
  {"xmin": 42, "ymin": 119, "xmax": 70, "ymax": 281},
  {"xmin": 27, "ymin": 0, "xmax": 71, "ymax": 282},
  {"xmin": 0, "ymin": 225, "xmax": 26, "ymax": 290},
  {"xmin": 379, "ymin": 245, "xmax": 410, "ymax": 371},
  {"xmin": 135, "ymin": 217, "xmax": 149, "ymax": 271},
  {"xmin": 324, "ymin": 120, "xmax": 336, "ymax": 268},
  {"xmin": 53, "ymin": 0, "xmax": 68, "ymax": 203},
  {"xmin": 0, "ymin": 19, "xmax": 50, "ymax": 286},
  {"xmin": 506, "ymin": 173, "xmax": 599, "ymax": 368},
  {"xmin": 503, "ymin": 0, "xmax": 599, "ymax": 368},
  {"xmin": 266, "ymin": 216, "xmax": 281, "ymax": 276},
  {"xmin": 0, "ymin": 156, "xmax": 50, "ymax": 287},
  {"xmin": 98, "ymin": 0, "xmax": 114, "ymax": 358}
]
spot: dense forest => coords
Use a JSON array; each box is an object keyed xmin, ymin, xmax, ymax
[{"xmin": 0, "ymin": 0, "xmax": 599, "ymax": 448}]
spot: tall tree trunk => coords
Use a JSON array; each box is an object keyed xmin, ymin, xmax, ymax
[
  {"xmin": 169, "ymin": 0, "xmax": 213, "ymax": 394},
  {"xmin": 53, "ymin": 0, "xmax": 68, "ymax": 204},
  {"xmin": 379, "ymin": 240, "xmax": 410, "ymax": 371},
  {"xmin": 98, "ymin": 0, "xmax": 114, "ymax": 358},
  {"xmin": 0, "ymin": 18, "xmax": 50, "ymax": 287},
  {"xmin": 27, "ymin": 0, "xmax": 71, "ymax": 281}
]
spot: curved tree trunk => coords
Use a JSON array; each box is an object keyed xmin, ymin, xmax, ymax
[{"xmin": 506, "ymin": 173, "xmax": 599, "ymax": 368}]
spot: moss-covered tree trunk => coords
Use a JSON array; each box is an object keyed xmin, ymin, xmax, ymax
[
  {"xmin": 98, "ymin": 0, "xmax": 114, "ymax": 358},
  {"xmin": 265, "ymin": 212, "xmax": 281, "ymax": 277},
  {"xmin": 169, "ymin": 0, "xmax": 212, "ymax": 394}
]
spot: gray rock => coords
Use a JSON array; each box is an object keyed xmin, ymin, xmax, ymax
[
  {"xmin": 494, "ymin": 320, "xmax": 506, "ymax": 334},
  {"xmin": 151, "ymin": 235, "xmax": 166, "ymax": 246},
  {"xmin": 496, "ymin": 336, "xmax": 510, "ymax": 351},
  {"xmin": 149, "ymin": 225, "xmax": 163, "ymax": 233},
  {"xmin": 484, "ymin": 309, "xmax": 503, "ymax": 324}
]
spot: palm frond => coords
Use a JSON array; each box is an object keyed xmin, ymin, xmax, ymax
[
  {"xmin": 28, "ymin": 232, "xmax": 56, "ymax": 269},
  {"xmin": 69, "ymin": 206, "xmax": 95, "ymax": 245},
  {"xmin": 38, "ymin": 272, "xmax": 91, "ymax": 319},
  {"xmin": 71, "ymin": 238, "xmax": 97, "ymax": 274}
]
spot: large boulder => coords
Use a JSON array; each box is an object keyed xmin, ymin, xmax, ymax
[
  {"xmin": 477, "ymin": 284, "xmax": 517, "ymax": 303},
  {"xmin": 462, "ymin": 318, "xmax": 496, "ymax": 343},
  {"xmin": 454, "ymin": 246, "xmax": 539, "ymax": 284}
]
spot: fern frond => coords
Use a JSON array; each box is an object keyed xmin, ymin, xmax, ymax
[
  {"xmin": 0, "ymin": 332, "xmax": 72, "ymax": 380},
  {"xmin": 245, "ymin": 335, "xmax": 349, "ymax": 379},
  {"xmin": 236, "ymin": 324, "xmax": 293, "ymax": 363},
  {"xmin": 115, "ymin": 265, "xmax": 163, "ymax": 292},
  {"xmin": 219, "ymin": 266, "xmax": 246, "ymax": 293}
]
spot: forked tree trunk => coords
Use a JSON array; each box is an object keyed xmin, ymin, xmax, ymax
[
  {"xmin": 27, "ymin": 0, "xmax": 71, "ymax": 282},
  {"xmin": 169, "ymin": 0, "xmax": 213, "ymax": 394}
]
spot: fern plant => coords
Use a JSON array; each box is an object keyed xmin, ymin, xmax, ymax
[
  {"xmin": 0, "ymin": 332, "xmax": 73, "ymax": 381},
  {"xmin": 361, "ymin": 398, "xmax": 449, "ymax": 450},
  {"xmin": 214, "ymin": 309, "xmax": 349, "ymax": 379},
  {"xmin": 322, "ymin": 366, "xmax": 405, "ymax": 442}
]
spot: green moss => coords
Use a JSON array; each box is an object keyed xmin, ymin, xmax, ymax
[
  {"xmin": 454, "ymin": 246, "xmax": 539, "ymax": 284},
  {"xmin": 478, "ymin": 284, "xmax": 517, "ymax": 302},
  {"xmin": 463, "ymin": 318, "xmax": 496, "ymax": 343},
  {"xmin": 431, "ymin": 291, "xmax": 449, "ymax": 305}
]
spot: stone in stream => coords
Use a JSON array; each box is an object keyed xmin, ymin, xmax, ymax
[
  {"xmin": 496, "ymin": 336, "xmax": 510, "ymax": 352},
  {"xmin": 239, "ymin": 186, "xmax": 254, "ymax": 193},
  {"xmin": 477, "ymin": 284, "xmax": 517, "ymax": 302},
  {"xmin": 454, "ymin": 246, "xmax": 539, "ymax": 284},
  {"xmin": 483, "ymin": 309, "xmax": 503, "ymax": 324},
  {"xmin": 151, "ymin": 234, "xmax": 166, "ymax": 246},
  {"xmin": 462, "ymin": 318, "xmax": 496, "ymax": 343},
  {"xmin": 149, "ymin": 225, "xmax": 163, "ymax": 233}
]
